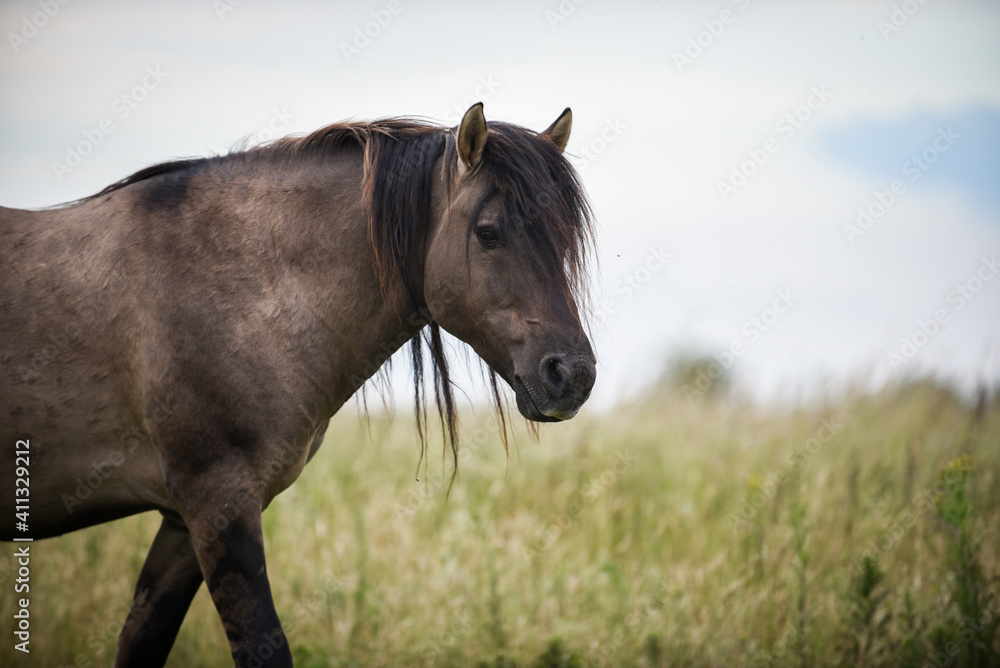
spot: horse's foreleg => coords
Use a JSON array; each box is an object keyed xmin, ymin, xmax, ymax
[
  {"xmin": 115, "ymin": 514, "xmax": 204, "ymax": 668},
  {"xmin": 186, "ymin": 494, "xmax": 291, "ymax": 668}
]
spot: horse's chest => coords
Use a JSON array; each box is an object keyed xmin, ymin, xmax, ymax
[{"xmin": 262, "ymin": 421, "xmax": 328, "ymax": 503}]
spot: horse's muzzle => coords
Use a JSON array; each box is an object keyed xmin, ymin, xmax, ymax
[{"xmin": 515, "ymin": 353, "xmax": 596, "ymax": 422}]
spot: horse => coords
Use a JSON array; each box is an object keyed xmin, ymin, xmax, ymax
[{"xmin": 0, "ymin": 102, "xmax": 596, "ymax": 667}]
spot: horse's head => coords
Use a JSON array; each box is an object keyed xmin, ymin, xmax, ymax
[{"xmin": 423, "ymin": 103, "xmax": 596, "ymax": 422}]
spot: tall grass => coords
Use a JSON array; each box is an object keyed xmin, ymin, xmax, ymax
[{"xmin": 2, "ymin": 378, "xmax": 998, "ymax": 667}]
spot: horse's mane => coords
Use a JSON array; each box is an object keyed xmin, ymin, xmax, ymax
[{"xmin": 75, "ymin": 117, "xmax": 594, "ymax": 484}]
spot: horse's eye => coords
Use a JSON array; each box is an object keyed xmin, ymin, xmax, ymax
[{"xmin": 476, "ymin": 226, "xmax": 501, "ymax": 248}]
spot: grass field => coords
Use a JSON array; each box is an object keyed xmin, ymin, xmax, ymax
[{"xmin": 2, "ymin": 376, "xmax": 998, "ymax": 667}]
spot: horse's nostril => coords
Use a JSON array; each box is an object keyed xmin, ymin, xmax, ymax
[{"xmin": 540, "ymin": 354, "xmax": 569, "ymax": 394}]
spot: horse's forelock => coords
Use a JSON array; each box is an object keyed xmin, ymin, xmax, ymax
[{"xmin": 480, "ymin": 122, "xmax": 595, "ymax": 324}]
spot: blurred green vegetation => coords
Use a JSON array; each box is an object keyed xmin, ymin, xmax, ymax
[{"xmin": 2, "ymin": 372, "xmax": 998, "ymax": 667}]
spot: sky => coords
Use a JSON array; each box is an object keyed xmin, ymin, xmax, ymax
[{"xmin": 2, "ymin": 0, "xmax": 999, "ymax": 412}]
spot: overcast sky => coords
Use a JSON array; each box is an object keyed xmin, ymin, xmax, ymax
[{"xmin": 2, "ymin": 0, "xmax": 998, "ymax": 410}]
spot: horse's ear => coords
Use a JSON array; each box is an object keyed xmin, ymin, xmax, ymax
[
  {"xmin": 541, "ymin": 107, "xmax": 572, "ymax": 152},
  {"xmin": 457, "ymin": 102, "xmax": 488, "ymax": 175}
]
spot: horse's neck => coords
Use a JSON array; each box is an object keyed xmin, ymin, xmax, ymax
[{"xmin": 249, "ymin": 151, "xmax": 427, "ymax": 414}]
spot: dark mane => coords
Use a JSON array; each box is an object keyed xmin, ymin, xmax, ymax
[
  {"xmin": 74, "ymin": 117, "xmax": 593, "ymax": 482},
  {"xmin": 77, "ymin": 157, "xmax": 213, "ymax": 204}
]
